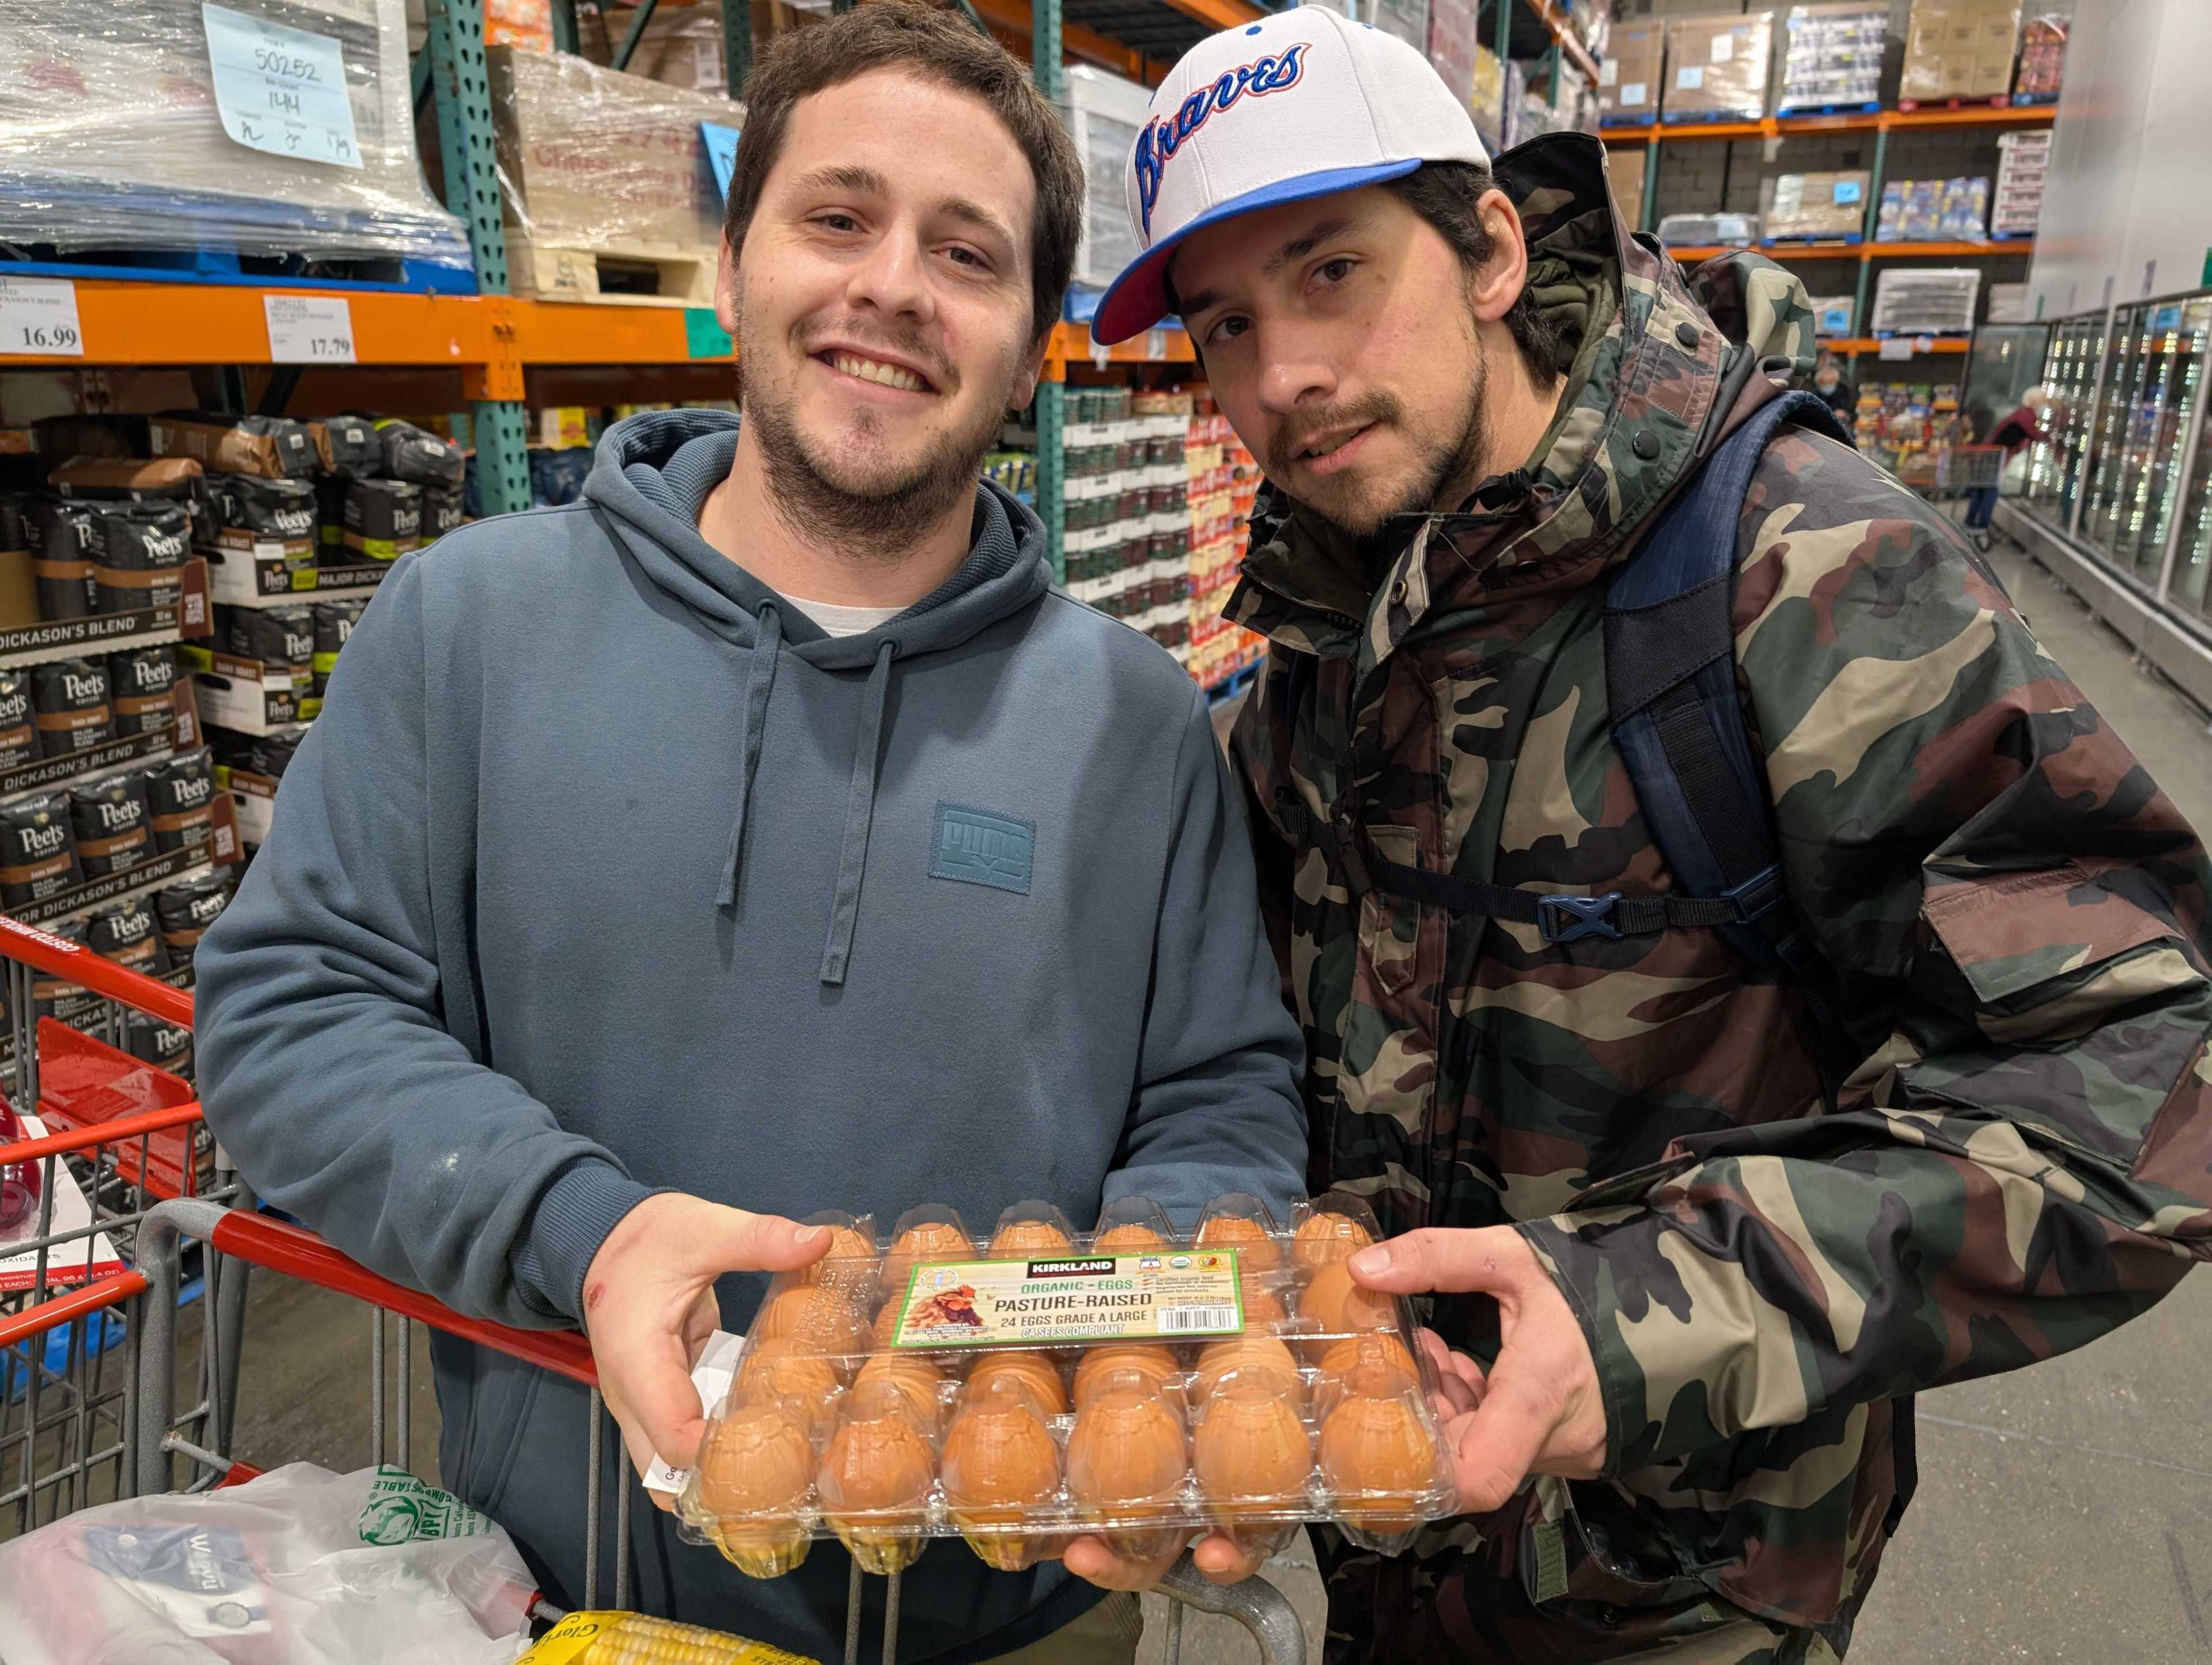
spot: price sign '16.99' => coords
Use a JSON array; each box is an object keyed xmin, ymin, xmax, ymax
[
  {"xmin": 263, "ymin": 296, "xmax": 357, "ymax": 365},
  {"xmin": 0, "ymin": 276, "xmax": 84, "ymax": 358}
]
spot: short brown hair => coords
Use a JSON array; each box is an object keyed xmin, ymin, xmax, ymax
[
  {"xmin": 724, "ymin": 1, "xmax": 1083, "ymax": 345},
  {"xmin": 1384, "ymin": 163, "xmax": 1563, "ymax": 385}
]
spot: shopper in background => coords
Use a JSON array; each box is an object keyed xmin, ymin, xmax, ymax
[
  {"xmin": 1810, "ymin": 348, "xmax": 1854, "ymax": 419},
  {"xmin": 194, "ymin": 6, "xmax": 1305, "ymax": 1662},
  {"xmin": 1097, "ymin": 9, "xmax": 2212, "ymax": 1662},
  {"xmin": 1962, "ymin": 384, "xmax": 2051, "ymax": 549}
]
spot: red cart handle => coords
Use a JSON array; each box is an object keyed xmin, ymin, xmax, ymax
[
  {"xmin": 206, "ymin": 1208, "xmax": 600, "ymax": 1387},
  {"xmin": 0, "ymin": 913, "xmax": 195, "ymax": 1028}
]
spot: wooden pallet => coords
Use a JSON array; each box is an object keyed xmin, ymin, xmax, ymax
[
  {"xmin": 508, "ymin": 237, "xmax": 718, "ymax": 308},
  {"xmin": 1895, "ymin": 94, "xmax": 2014, "ymax": 112}
]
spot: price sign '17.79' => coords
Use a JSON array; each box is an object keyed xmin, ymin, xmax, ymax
[
  {"xmin": 263, "ymin": 296, "xmax": 357, "ymax": 364},
  {"xmin": 202, "ymin": 2, "xmax": 363, "ymax": 171},
  {"xmin": 0, "ymin": 276, "xmax": 84, "ymax": 358}
]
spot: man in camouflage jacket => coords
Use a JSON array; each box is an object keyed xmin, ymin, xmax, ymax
[{"xmin": 1092, "ymin": 16, "xmax": 2212, "ymax": 1662}]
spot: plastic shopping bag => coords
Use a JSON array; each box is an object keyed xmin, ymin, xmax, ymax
[{"xmin": 0, "ymin": 1462, "xmax": 534, "ymax": 1663}]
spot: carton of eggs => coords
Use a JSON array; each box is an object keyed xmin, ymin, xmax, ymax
[{"xmin": 676, "ymin": 1190, "xmax": 1458, "ymax": 1577}]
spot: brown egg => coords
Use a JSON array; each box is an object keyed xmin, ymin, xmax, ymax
[
  {"xmin": 963, "ymin": 1349, "xmax": 1069, "ymax": 1419},
  {"xmin": 1296, "ymin": 1260, "xmax": 1397, "ymax": 1360},
  {"xmin": 1093, "ymin": 1221, "xmax": 1168, "ymax": 1253},
  {"xmin": 1194, "ymin": 1382, "xmax": 1313, "ymax": 1516},
  {"xmin": 883, "ymin": 1219, "xmax": 976, "ymax": 1292},
  {"xmin": 1312, "ymin": 1334, "xmax": 1419, "ymax": 1419},
  {"xmin": 870, "ymin": 1298, "xmax": 910, "ymax": 1352},
  {"xmin": 1073, "ymin": 1344, "xmax": 1183, "ymax": 1410},
  {"xmin": 692, "ymin": 1401, "xmax": 815, "ymax": 1578},
  {"xmin": 990, "ymin": 1218, "xmax": 1074, "ymax": 1259},
  {"xmin": 1238, "ymin": 1282, "xmax": 1291, "ymax": 1333},
  {"xmin": 851, "ymin": 1353, "xmax": 947, "ymax": 1435},
  {"xmin": 941, "ymin": 1396, "xmax": 1065, "ymax": 1570},
  {"xmin": 757, "ymin": 1283, "xmax": 867, "ymax": 1361},
  {"xmin": 1195, "ymin": 1215, "xmax": 1281, "ymax": 1272},
  {"xmin": 1193, "ymin": 1336, "xmax": 1302, "ymax": 1405},
  {"xmin": 1293, "ymin": 1211, "xmax": 1376, "ymax": 1272},
  {"xmin": 732, "ymin": 1337, "xmax": 843, "ymax": 1438},
  {"xmin": 1066, "ymin": 1387, "xmax": 1188, "ymax": 1523},
  {"xmin": 1318, "ymin": 1393, "xmax": 1437, "ymax": 1533},
  {"xmin": 815, "ymin": 1405, "xmax": 937, "ymax": 1575},
  {"xmin": 796, "ymin": 1223, "xmax": 880, "ymax": 1292}
]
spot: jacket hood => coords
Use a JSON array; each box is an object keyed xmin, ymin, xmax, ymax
[
  {"xmin": 1231, "ymin": 131, "xmax": 1822, "ymax": 666},
  {"xmin": 580, "ymin": 407, "xmax": 1052, "ymax": 983},
  {"xmin": 583, "ymin": 407, "xmax": 1051, "ymax": 669}
]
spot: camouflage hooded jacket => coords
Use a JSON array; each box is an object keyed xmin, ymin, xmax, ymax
[{"xmin": 1226, "ymin": 132, "xmax": 2212, "ymax": 1652}]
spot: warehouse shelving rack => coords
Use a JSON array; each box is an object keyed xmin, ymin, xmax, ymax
[{"xmin": 1605, "ymin": 104, "xmax": 2052, "ymax": 366}]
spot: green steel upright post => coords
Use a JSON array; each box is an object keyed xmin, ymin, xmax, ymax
[
  {"xmin": 426, "ymin": 0, "xmax": 532, "ymax": 516},
  {"xmin": 1494, "ymin": 0, "xmax": 1510, "ymax": 63},
  {"xmin": 1032, "ymin": 0, "xmax": 1066, "ymax": 585},
  {"xmin": 1853, "ymin": 122, "xmax": 1889, "ymax": 346},
  {"xmin": 1639, "ymin": 138, "xmax": 1661, "ymax": 234},
  {"xmin": 1546, "ymin": 43, "xmax": 1560, "ymax": 108},
  {"xmin": 724, "ymin": 0, "xmax": 752, "ymax": 97},
  {"xmin": 550, "ymin": 0, "xmax": 578, "ymax": 54}
]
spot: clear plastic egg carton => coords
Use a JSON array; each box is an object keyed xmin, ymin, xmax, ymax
[{"xmin": 673, "ymin": 1190, "xmax": 1460, "ymax": 1579}]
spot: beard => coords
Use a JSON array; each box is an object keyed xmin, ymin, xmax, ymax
[
  {"xmin": 737, "ymin": 308, "xmax": 1011, "ymax": 552},
  {"xmin": 1268, "ymin": 324, "xmax": 1493, "ymax": 541}
]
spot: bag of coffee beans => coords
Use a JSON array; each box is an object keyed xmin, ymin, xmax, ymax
[
  {"xmin": 69, "ymin": 769, "xmax": 154, "ymax": 879},
  {"xmin": 32, "ymin": 659, "xmax": 113, "ymax": 759},
  {"xmin": 29, "ymin": 916, "xmax": 88, "ymax": 1021},
  {"xmin": 149, "ymin": 414, "xmax": 316, "ymax": 480},
  {"xmin": 86, "ymin": 896, "xmax": 167, "ymax": 978},
  {"xmin": 310, "ymin": 600, "xmax": 363, "ymax": 699},
  {"xmin": 123, "ymin": 1007, "xmax": 195, "ymax": 1076},
  {"xmin": 209, "ymin": 474, "xmax": 317, "ymax": 574},
  {"xmin": 376, "ymin": 419, "xmax": 465, "ymax": 490},
  {"xmin": 92, "ymin": 502, "xmax": 192, "ymax": 616},
  {"xmin": 144, "ymin": 748, "xmax": 217, "ymax": 853},
  {"xmin": 0, "ymin": 792, "xmax": 81, "ymax": 905},
  {"xmin": 156, "ymin": 873, "xmax": 232, "ymax": 974},
  {"xmin": 0, "ymin": 493, "xmax": 28, "ymax": 556},
  {"xmin": 107, "ymin": 646, "xmax": 180, "ymax": 737},
  {"xmin": 249, "ymin": 726, "xmax": 309, "ymax": 780},
  {"xmin": 33, "ymin": 499, "xmax": 97, "ymax": 620},
  {"xmin": 312, "ymin": 415, "xmax": 381, "ymax": 479},
  {"xmin": 225, "ymin": 604, "xmax": 315, "ymax": 680},
  {"xmin": 342, "ymin": 479, "xmax": 422, "ymax": 560},
  {"xmin": 316, "ymin": 472, "xmax": 349, "ymax": 555},
  {"xmin": 420, "ymin": 485, "xmax": 465, "ymax": 544},
  {"xmin": 0, "ymin": 669, "xmax": 35, "ymax": 771}
]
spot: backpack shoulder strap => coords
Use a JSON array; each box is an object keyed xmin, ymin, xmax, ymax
[{"xmin": 1604, "ymin": 388, "xmax": 1847, "ymax": 973}]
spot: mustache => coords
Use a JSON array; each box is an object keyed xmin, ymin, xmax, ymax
[
  {"xmin": 1265, "ymin": 393, "xmax": 1402, "ymax": 477},
  {"xmin": 795, "ymin": 318, "xmax": 957, "ymax": 391}
]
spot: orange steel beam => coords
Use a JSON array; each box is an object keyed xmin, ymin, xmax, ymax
[
  {"xmin": 1524, "ymin": 0, "xmax": 1601, "ymax": 87},
  {"xmin": 1882, "ymin": 105, "xmax": 2055, "ymax": 130},
  {"xmin": 1155, "ymin": 0, "xmax": 1263, "ymax": 35},
  {"xmin": 1043, "ymin": 321, "xmax": 1195, "ymax": 380},
  {"xmin": 968, "ymin": 0, "xmax": 1161, "ymax": 83},
  {"xmin": 0, "ymin": 279, "xmax": 483, "ymax": 368}
]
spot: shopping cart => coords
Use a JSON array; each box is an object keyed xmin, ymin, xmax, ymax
[
  {"xmin": 130, "ymin": 1195, "xmax": 1311, "ymax": 1665},
  {"xmin": 1937, "ymin": 443, "xmax": 2007, "ymax": 495},
  {"xmin": 0, "ymin": 913, "xmax": 249, "ymax": 1540}
]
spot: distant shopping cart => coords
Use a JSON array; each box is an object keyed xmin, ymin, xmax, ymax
[
  {"xmin": 130, "ymin": 1197, "xmax": 1309, "ymax": 1665},
  {"xmin": 1937, "ymin": 443, "xmax": 2008, "ymax": 494}
]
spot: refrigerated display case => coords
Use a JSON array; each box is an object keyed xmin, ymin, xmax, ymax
[
  {"xmin": 1961, "ymin": 323, "xmax": 2052, "ymax": 443},
  {"xmin": 2025, "ymin": 312, "xmax": 2105, "ymax": 517},
  {"xmin": 2079, "ymin": 298, "xmax": 2212, "ymax": 583}
]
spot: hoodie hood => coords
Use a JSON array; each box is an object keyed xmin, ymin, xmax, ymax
[
  {"xmin": 1229, "ymin": 130, "xmax": 1821, "ymax": 672},
  {"xmin": 582, "ymin": 408, "xmax": 1052, "ymax": 980}
]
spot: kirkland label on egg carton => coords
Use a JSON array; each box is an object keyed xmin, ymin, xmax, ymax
[{"xmin": 892, "ymin": 1251, "xmax": 1245, "ymax": 1347}]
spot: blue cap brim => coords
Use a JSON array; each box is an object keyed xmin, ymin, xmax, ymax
[{"xmin": 1090, "ymin": 160, "xmax": 1424, "ymax": 346}]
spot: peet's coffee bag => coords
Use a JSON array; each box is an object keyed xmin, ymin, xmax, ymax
[
  {"xmin": 92, "ymin": 502, "xmax": 191, "ymax": 616},
  {"xmin": 123, "ymin": 1007, "xmax": 194, "ymax": 1075},
  {"xmin": 310, "ymin": 600, "xmax": 364, "ymax": 699},
  {"xmin": 143, "ymin": 747, "xmax": 217, "ymax": 853},
  {"xmin": 33, "ymin": 499, "xmax": 98, "ymax": 620},
  {"xmin": 375, "ymin": 419, "xmax": 465, "ymax": 490},
  {"xmin": 0, "ymin": 669, "xmax": 35, "ymax": 770},
  {"xmin": 69, "ymin": 769, "xmax": 154, "ymax": 879},
  {"xmin": 32, "ymin": 659, "xmax": 113, "ymax": 759},
  {"xmin": 316, "ymin": 472, "xmax": 349, "ymax": 554},
  {"xmin": 249, "ymin": 726, "xmax": 309, "ymax": 779},
  {"xmin": 29, "ymin": 916, "xmax": 88, "ymax": 1021},
  {"xmin": 0, "ymin": 791, "xmax": 81, "ymax": 905},
  {"xmin": 419, "ymin": 486, "xmax": 465, "ymax": 544},
  {"xmin": 156, "ymin": 873, "xmax": 232, "ymax": 974},
  {"xmin": 311, "ymin": 415, "xmax": 382, "ymax": 479},
  {"xmin": 206, "ymin": 474, "xmax": 318, "ymax": 578},
  {"xmin": 225, "ymin": 604, "xmax": 314, "ymax": 680},
  {"xmin": 86, "ymin": 895, "xmax": 167, "ymax": 978},
  {"xmin": 107, "ymin": 646, "xmax": 180, "ymax": 737},
  {"xmin": 342, "ymin": 479, "xmax": 422, "ymax": 560},
  {"xmin": 47, "ymin": 456, "xmax": 202, "ymax": 501},
  {"xmin": 149, "ymin": 413, "xmax": 317, "ymax": 480}
]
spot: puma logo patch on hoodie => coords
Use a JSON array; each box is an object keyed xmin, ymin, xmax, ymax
[{"xmin": 931, "ymin": 803, "xmax": 1033, "ymax": 896}]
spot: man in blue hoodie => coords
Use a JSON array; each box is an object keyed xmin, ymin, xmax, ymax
[{"xmin": 192, "ymin": 7, "xmax": 1306, "ymax": 1660}]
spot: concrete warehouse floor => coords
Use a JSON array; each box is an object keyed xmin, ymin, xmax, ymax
[{"xmin": 199, "ymin": 535, "xmax": 2212, "ymax": 1663}]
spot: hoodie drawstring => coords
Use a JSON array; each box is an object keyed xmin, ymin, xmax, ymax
[
  {"xmin": 718, "ymin": 603, "xmax": 782, "ymax": 908},
  {"xmin": 819, "ymin": 638, "xmax": 895, "ymax": 987}
]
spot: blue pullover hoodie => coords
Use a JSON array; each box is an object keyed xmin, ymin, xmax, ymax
[{"xmin": 194, "ymin": 409, "xmax": 1307, "ymax": 1660}]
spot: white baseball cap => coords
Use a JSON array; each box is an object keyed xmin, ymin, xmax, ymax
[{"xmin": 1092, "ymin": 3, "xmax": 1490, "ymax": 346}]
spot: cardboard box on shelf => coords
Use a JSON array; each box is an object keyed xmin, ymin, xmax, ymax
[
  {"xmin": 1778, "ymin": 3, "xmax": 1887, "ymax": 114},
  {"xmin": 1900, "ymin": 0, "xmax": 2021, "ymax": 104},
  {"xmin": 582, "ymin": 1, "xmax": 734, "ymax": 93},
  {"xmin": 1662, "ymin": 13, "xmax": 1774, "ymax": 122},
  {"xmin": 1767, "ymin": 171, "xmax": 1872, "ymax": 240},
  {"xmin": 1607, "ymin": 147, "xmax": 1647, "ymax": 227},
  {"xmin": 1598, "ymin": 21, "xmax": 1664, "ymax": 123}
]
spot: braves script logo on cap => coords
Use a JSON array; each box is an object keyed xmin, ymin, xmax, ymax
[{"xmin": 1132, "ymin": 43, "xmax": 1311, "ymax": 238}]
